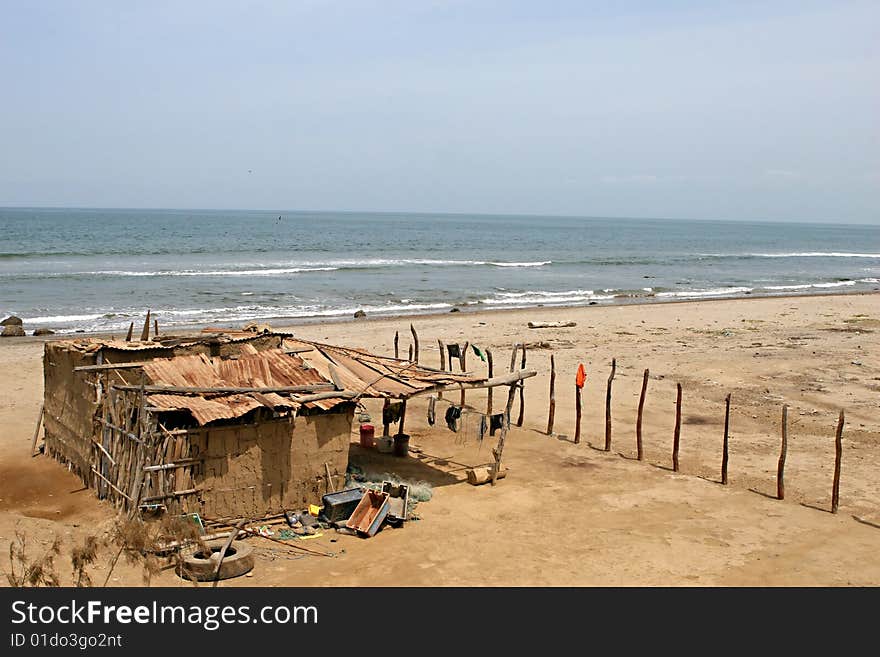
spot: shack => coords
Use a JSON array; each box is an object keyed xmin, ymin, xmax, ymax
[{"xmin": 41, "ymin": 329, "xmax": 534, "ymax": 518}]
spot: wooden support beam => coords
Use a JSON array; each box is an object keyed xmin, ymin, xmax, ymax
[
  {"xmin": 143, "ymin": 458, "xmax": 204, "ymax": 472},
  {"xmin": 509, "ymin": 343, "xmax": 519, "ymax": 372},
  {"xmin": 721, "ymin": 393, "xmax": 731, "ymax": 485},
  {"xmin": 604, "ymin": 358, "xmax": 616, "ymax": 451},
  {"xmin": 410, "ymin": 324, "xmax": 419, "ymax": 363},
  {"xmin": 437, "ymin": 339, "xmax": 445, "ymax": 399},
  {"xmin": 636, "ymin": 368, "xmax": 649, "ymax": 461},
  {"xmin": 672, "ymin": 383, "xmax": 682, "ymax": 472},
  {"xmin": 394, "ymin": 331, "xmax": 399, "ymax": 359},
  {"xmin": 90, "ymin": 467, "xmax": 132, "ymax": 501},
  {"xmin": 574, "ymin": 382, "xmax": 583, "ymax": 445},
  {"xmin": 75, "ymin": 362, "xmax": 147, "ymax": 372},
  {"xmin": 398, "ymin": 400, "xmax": 408, "ymax": 435},
  {"xmin": 153, "ymin": 319, "xmax": 159, "ymax": 338},
  {"xmin": 30, "ymin": 403, "xmax": 44, "ymax": 455},
  {"xmin": 777, "ymin": 404, "xmax": 788, "ymax": 500},
  {"xmin": 832, "ymin": 409, "xmax": 844, "ymax": 514},
  {"xmin": 491, "ymin": 382, "xmax": 518, "ymax": 485},
  {"xmin": 516, "ymin": 344, "xmax": 526, "ymax": 427},
  {"xmin": 546, "ymin": 354, "xmax": 556, "ymax": 435},
  {"xmin": 433, "ymin": 368, "xmax": 537, "ymax": 393},
  {"xmin": 125, "ymin": 322, "xmax": 134, "ymax": 342},
  {"xmin": 140, "ymin": 488, "xmax": 201, "ymax": 503},
  {"xmin": 459, "ymin": 343, "xmax": 468, "ymax": 406},
  {"xmin": 382, "ymin": 399, "xmax": 391, "ymax": 437},
  {"xmin": 140, "ymin": 310, "xmax": 151, "ymax": 342},
  {"xmin": 111, "ymin": 383, "xmax": 335, "ymax": 394},
  {"xmin": 486, "ymin": 349, "xmax": 494, "ymax": 415}
]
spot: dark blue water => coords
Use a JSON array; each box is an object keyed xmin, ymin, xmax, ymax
[{"xmin": 1, "ymin": 208, "xmax": 877, "ymax": 333}]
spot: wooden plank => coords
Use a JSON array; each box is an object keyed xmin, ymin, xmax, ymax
[
  {"xmin": 410, "ymin": 324, "xmax": 419, "ymax": 363},
  {"xmin": 140, "ymin": 310, "xmax": 151, "ymax": 342},
  {"xmin": 491, "ymin": 383, "xmax": 518, "ymax": 485},
  {"xmin": 486, "ymin": 349, "xmax": 494, "ymax": 415}
]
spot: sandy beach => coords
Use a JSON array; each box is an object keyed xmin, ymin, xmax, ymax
[{"xmin": 1, "ymin": 292, "xmax": 878, "ymax": 586}]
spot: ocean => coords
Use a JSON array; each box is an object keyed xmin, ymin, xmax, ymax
[{"xmin": 1, "ymin": 208, "xmax": 878, "ymax": 334}]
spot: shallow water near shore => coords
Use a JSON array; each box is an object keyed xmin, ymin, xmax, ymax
[{"xmin": 1, "ymin": 207, "xmax": 878, "ymax": 333}]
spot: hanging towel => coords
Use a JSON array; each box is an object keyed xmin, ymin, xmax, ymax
[
  {"xmin": 447, "ymin": 343, "xmax": 461, "ymax": 359},
  {"xmin": 445, "ymin": 405, "xmax": 462, "ymax": 432},
  {"xmin": 427, "ymin": 395, "xmax": 436, "ymax": 426},
  {"xmin": 489, "ymin": 412, "xmax": 505, "ymax": 436},
  {"xmin": 383, "ymin": 401, "xmax": 404, "ymax": 425},
  {"xmin": 472, "ymin": 344, "xmax": 487, "ymax": 362},
  {"xmin": 576, "ymin": 363, "xmax": 587, "ymax": 389}
]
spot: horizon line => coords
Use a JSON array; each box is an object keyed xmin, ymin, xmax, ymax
[{"xmin": 0, "ymin": 204, "xmax": 877, "ymax": 228}]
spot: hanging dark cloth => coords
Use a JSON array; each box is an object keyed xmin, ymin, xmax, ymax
[
  {"xmin": 479, "ymin": 415, "xmax": 488, "ymax": 442},
  {"xmin": 383, "ymin": 401, "xmax": 404, "ymax": 425},
  {"xmin": 427, "ymin": 396, "xmax": 436, "ymax": 426},
  {"xmin": 445, "ymin": 405, "xmax": 462, "ymax": 432},
  {"xmin": 489, "ymin": 412, "xmax": 505, "ymax": 436},
  {"xmin": 447, "ymin": 343, "xmax": 461, "ymax": 360}
]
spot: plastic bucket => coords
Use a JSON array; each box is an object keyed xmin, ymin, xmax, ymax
[
  {"xmin": 359, "ymin": 423, "xmax": 375, "ymax": 448},
  {"xmin": 376, "ymin": 436, "xmax": 394, "ymax": 453},
  {"xmin": 392, "ymin": 433, "xmax": 410, "ymax": 458}
]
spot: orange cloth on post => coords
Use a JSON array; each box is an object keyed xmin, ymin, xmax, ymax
[{"xmin": 576, "ymin": 363, "xmax": 587, "ymax": 388}]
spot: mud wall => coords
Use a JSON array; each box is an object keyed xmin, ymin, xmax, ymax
[{"xmin": 186, "ymin": 406, "xmax": 355, "ymax": 518}]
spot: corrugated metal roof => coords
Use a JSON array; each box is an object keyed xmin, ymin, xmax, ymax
[{"xmin": 63, "ymin": 331, "xmax": 491, "ymax": 426}]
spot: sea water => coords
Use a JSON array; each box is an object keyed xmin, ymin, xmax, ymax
[{"xmin": 1, "ymin": 208, "xmax": 877, "ymax": 333}]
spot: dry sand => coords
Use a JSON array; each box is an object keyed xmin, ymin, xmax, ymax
[{"xmin": 1, "ymin": 293, "xmax": 878, "ymax": 586}]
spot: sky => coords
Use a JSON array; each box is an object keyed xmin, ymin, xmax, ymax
[{"xmin": 0, "ymin": 1, "xmax": 878, "ymax": 223}]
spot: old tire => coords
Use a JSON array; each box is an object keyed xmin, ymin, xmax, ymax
[{"xmin": 177, "ymin": 539, "xmax": 254, "ymax": 581}]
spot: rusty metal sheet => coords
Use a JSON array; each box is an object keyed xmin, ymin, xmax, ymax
[{"xmin": 147, "ymin": 393, "xmax": 263, "ymax": 425}]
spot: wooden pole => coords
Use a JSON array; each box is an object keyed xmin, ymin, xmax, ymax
[
  {"xmin": 636, "ymin": 368, "xmax": 649, "ymax": 461},
  {"xmin": 546, "ymin": 354, "xmax": 556, "ymax": 435},
  {"xmin": 777, "ymin": 404, "xmax": 788, "ymax": 500},
  {"xmin": 30, "ymin": 403, "xmax": 44, "ymax": 455},
  {"xmin": 408, "ymin": 344, "xmax": 413, "ymax": 361},
  {"xmin": 398, "ymin": 400, "xmax": 407, "ymax": 435},
  {"xmin": 410, "ymin": 323, "xmax": 419, "ymax": 363},
  {"xmin": 382, "ymin": 399, "xmax": 391, "ymax": 437},
  {"xmin": 394, "ymin": 331, "xmax": 399, "ymax": 359},
  {"xmin": 516, "ymin": 344, "xmax": 526, "ymax": 426},
  {"xmin": 574, "ymin": 383, "xmax": 582, "ymax": 445},
  {"xmin": 672, "ymin": 383, "xmax": 682, "ymax": 472},
  {"xmin": 491, "ymin": 383, "xmax": 518, "ymax": 485},
  {"xmin": 832, "ymin": 410, "xmax": 844, "ymax": 514},
  {"xmin": 604, "ymin": 358, "xmax": 616, "ymax": 451},
  {"xmin": 721, "ymin": 393, "xmax": 731, "ymax": 485},
  {"xmin": 459, "ymin": 343, "xmax": 468, "ymax": 407},
  {"xmin": 125, "ymin": 322, "xmax": 134, "ymax": 342},
  {"xmin": 153, "ymin": 319, "xmax": 159, "ymax": 338},
  {"xmin": 486, "ymin": 349, "xmax": 494, "ymax": 415},
  {"xmin": 437, "ymin": 339, "xmax": 445, "ymax": 399},
  {"xmin": 509, "ymin": 343, "xmax": 519, "ymax": 372},
  {"xmin": 140, "ymin": 310, "xmax": 151, "ymax": 342}
]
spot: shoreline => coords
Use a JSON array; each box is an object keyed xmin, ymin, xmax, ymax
[{"xmin": 3, "ymin": 288, "xmax": 878, "ymax": 342}]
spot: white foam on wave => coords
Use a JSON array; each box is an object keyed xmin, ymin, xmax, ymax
[
  {"xmin": 701, "ymin": 252, "xmax": 880, "ymax": 259},
  {"xmin": 92, "ymin": 267, "xmax": 339, "ymax": 277},
  {"xmin": 656, "ymin": 287, "xmax": 753, "ymax": 298},
  {"xmin": 488, "ymin": 261, "xmax": 552, "ymax": 267},
  {"xmin": 482, "ymin": 289, "xmax": 613, "ymax": 305},
  {"xmin": 763, "ymin": 280, "xmax": 856, "ymax": 290}
]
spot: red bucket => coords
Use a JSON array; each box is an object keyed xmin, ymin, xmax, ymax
[{"xmin": 359, "ymin": 424, "xmax": 375, "ymax": 448}]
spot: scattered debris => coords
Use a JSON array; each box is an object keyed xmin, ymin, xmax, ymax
[
  {"xmin": 353, "ymin": 310, "xmax": 367, "ymax": 319},
  {"xmin": 527, "ymin": 321, "xmax": 576, "ymax": 329}
]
